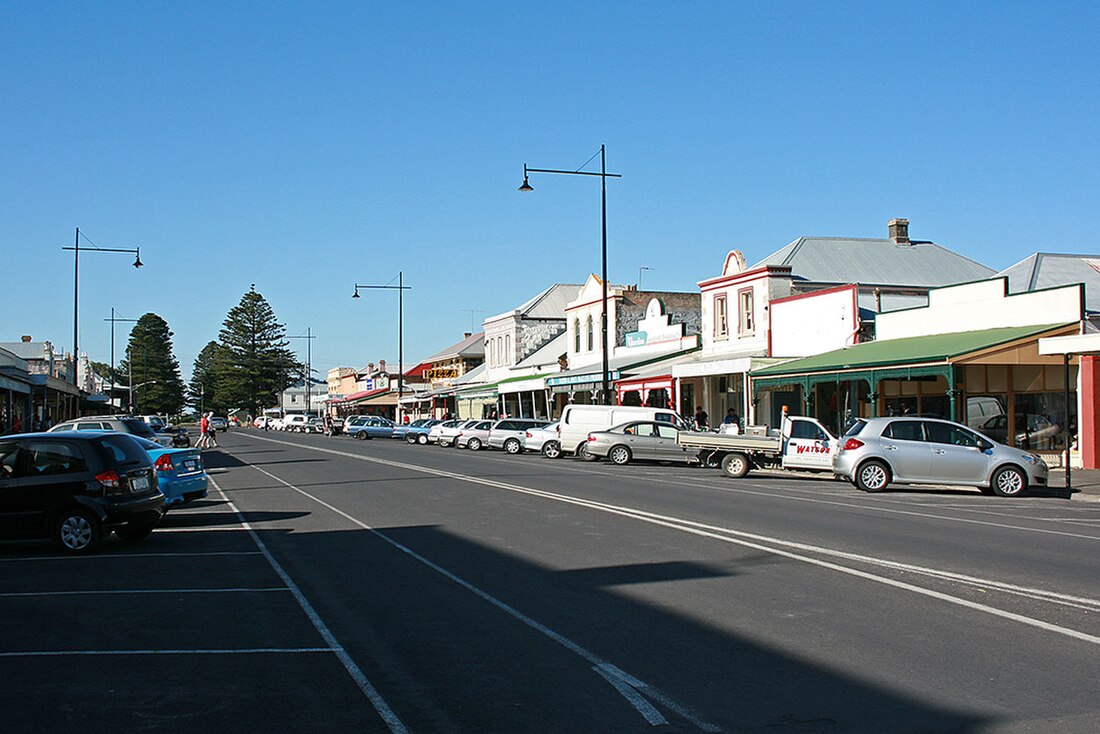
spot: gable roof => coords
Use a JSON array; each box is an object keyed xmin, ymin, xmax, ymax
[
  {"xmin": 513, "ymin": 331, "xmax": 568, "ymax": 370},
  {"xmin": 422, "ymin": 332, "xmax": 485, "ymax": 363},
  {"xmin": 996, "ymin": 253, "xmax": 1100, "ymax": 312},
  {"xmin": 486, "ymin": 283, "xmax": 583, "ymax": 323},
  {"xmin": 752, "ymin": 236, "xmax": 995, "ymax": 288}
]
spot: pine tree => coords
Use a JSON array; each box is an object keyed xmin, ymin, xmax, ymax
[
  {"xmin": 214, "ymin": 285, "xmax": 300, "ymax": 416},
  {"xmin": 118, "ymin": 313, "xmax": 186, "ymax": 416},
  {"xmin": 188, "ymin": 341, "xmax": 225, "ymax": 414}
]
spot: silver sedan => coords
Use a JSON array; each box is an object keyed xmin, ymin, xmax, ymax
[{"xmin": 584, "ymin": 421, "xmax": 698, "ymax": 466}]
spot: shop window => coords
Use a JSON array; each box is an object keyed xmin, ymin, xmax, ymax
[
  {"xmin": 738, "ymin": 289, "xmax": 754, "ymax": 335},
  {"xmin": 621, "ymin": 390, "xmax": 642, "ymax": 406},
  {"xmin": 714, "ymin": 295, "xmax": 728, "ymax": 338},
  {"xmin": 1013, "ymin": 392, "xmax": 1074, "ymax": 451},
  {"xmin": 646, "ymin": 388, "xmax": 669, "ymax": 408}
]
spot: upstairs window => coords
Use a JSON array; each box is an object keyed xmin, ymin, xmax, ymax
[
  {"xmin": 586, "ymin": 315, "xmax": 594, "ymax": 351},
  {"xmin": 738, "ymin": 288, "xmax": 754, "ymax": 335},
  {"xmin": 714, "ymin": 295, "xmax": 729, "ymax": 338},
  {"xmin": 574, "ymin": 318, "xmax": 582, "ymax": 354}
]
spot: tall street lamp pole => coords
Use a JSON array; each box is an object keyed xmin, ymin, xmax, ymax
[
  {"xmin": 519, "ymin": 146, "xmax": 622, "ymax": 405},
  {"xmin": 104, "ymin": 308, "xmax": 138, "ymax": 413},
  {"xmin": 62, "ymin": 227, "xmax": 143, "ymax": 367},
  {"xmin": 287, "ymin": 327, "xmax": 317, "ymax": 415},
  {"xmin": 353, "ymin": 273, "xmax": 412, "ymax": 414}
]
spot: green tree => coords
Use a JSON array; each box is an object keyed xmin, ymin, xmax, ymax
[
  {"xmin": 214, "ymin": 285, "xmax": 300, "ymax": 416},
  {"xmin": 188, "ymin": 341, "xmax": 226, "ymax": 414},
  {"xmin": 118, "ymin": 313, "xmax": 186, "ymax": 416}
]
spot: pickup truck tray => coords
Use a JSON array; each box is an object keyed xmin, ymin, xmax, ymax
[{"xmin": 677, "ymin": 431, "xmax": 783, "ymax": 453}]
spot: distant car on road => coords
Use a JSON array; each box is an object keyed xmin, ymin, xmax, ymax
[
  {"xmin": 585, "ymin": 421, "xmax": 697, "ymax": 466},
  {"xmin": 0, "ymin": 432, "xmax": 165, "ymax": 553},
  {"xmin": 832, "ymin": 416, "xmax": 1049, "ymax": 496},
  {"xmin": 401, "ymin": 419, "xmax": 441, "ymax": 445},
  {"xmin": 346, "ymin": 416, "xmax": 396, "ymax": 440},
  {"xmin": 132, "ymin": 437, "xmax": 209, "ymax": 508},
  {"xmin": 489, "ymin": 418, "xmax": 550, "ymax": 454},
  {"xmin": 456, "ymin": 420, "xmax": 494, "ymax": 450},
  {"xmin": 50, "ymin": 415, "xmax": 173, "ymax": 448},
  {"xmin": 522, "ymin": 422, "xmax": 561, "ymax": 458},
  {"xmin": 209, "ymin": 416, "xmax": 228, "ymax": 432}
]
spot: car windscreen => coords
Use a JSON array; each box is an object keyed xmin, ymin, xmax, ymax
[
  {"xmin": 121, "ymin": 418, "xmax": 158, "ymax": 438},
  {"xmin": 97, "ymin": 434, "xmax": 152, "ymax": 465}
]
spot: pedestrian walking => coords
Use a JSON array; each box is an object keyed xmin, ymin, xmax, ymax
[
  {"xmin": 196, "ymin": 413, "xmax": 210, "ymax": 448},
  {"xmin": 206, "ymin": 413, "xmax": 219, "ymax": 448}
]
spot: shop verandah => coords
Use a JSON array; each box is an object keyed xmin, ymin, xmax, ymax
[{"xmin": 750, "ymin": 324, "xmax": 1079, "ymax": 454}]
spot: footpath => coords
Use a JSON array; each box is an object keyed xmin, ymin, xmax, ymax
[{"xmin": 1044, "ymin": 468, "xmax": 1100, "ymax": 502}]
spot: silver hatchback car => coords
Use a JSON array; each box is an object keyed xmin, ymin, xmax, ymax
[{"xmin": 833, "ymin": 417, "xmax": 1049, "ymax": 496}]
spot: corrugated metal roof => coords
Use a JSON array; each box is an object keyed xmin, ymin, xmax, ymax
[
  {"xmin": 754, "ymin": 323, "xmax": 1071, "ymax": 376},
  {"xmin": 422, "ymin": 332, "xmax": 485, "ymax": 363},
  {"xmin": 513, "ymin": 331, "xmax": 568, "ymax": 369},
  {"xmin": 997, "ymin": 253, "xmax": 1100, "ymax": 312},
  {"xmin": 752, "ymin": 237, "xmax": 995, "ymax": 288},
  {"xmin": 487, "ymin": 283, "xmax": 583, "ymax": 323},
  {"xmin": 453, "ymin": 362, "xmax": 486, "ymax": 386}
]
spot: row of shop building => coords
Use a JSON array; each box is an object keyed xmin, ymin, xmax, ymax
[
  {"xmin": 319, "ymin": 219, "xmax": 1100, "ymax": 467},
  {"xmin": 0, "ymin": 337, "xmax": 114, "ymax": 433}
]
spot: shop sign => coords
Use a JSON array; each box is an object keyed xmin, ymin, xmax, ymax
[
  {"xmin": 624, "ymin": 298, "xmax": 684, "ymax": 348},
  {"xmin": 547, "ymin": 370, "xmax": 620, "ymax": 387}
]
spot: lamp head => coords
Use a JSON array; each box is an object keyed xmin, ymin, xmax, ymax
[
  {"xmin": 352, "ymin": 289, "xmax": 360, "ymax": 299},
  {"xmin": 133, "ymin": 249, "xmax": 143, "ymax": 268},
  {"xmin": 518, "ymin": 176, "xmax": 533, "ymax": 193}
]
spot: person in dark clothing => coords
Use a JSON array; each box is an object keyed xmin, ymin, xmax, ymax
[{"xmin": 694, "ymin": 406, "xmax": 709, "ymax": 430}]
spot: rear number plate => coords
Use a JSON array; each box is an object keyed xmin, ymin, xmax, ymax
[
  {"xmin": 182, "ymin": 460, "xmax": 198, "ymax": 473},
  {"xmin": 131, "ymin": 475, "xmax": 150, "ymax": 491}
]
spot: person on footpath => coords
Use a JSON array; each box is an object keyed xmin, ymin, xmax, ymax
[
  {"xmin": 694, "ymin": 406, "xmax": 709, "ymax": 431},
  {"xmin": 196, "ymin": 413, "xmax": 210, "ymax": 449}
]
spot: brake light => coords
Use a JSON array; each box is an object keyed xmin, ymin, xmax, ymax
[
  {"xmin": 96, "ymin": 470, "xmax": 121, "ymax": 493},
  {"xmin": 587, "ymin": 434, "xmax": 597, "ymax": 442},
  {"xmin": 154, "ymin": 454, "xmax": 174, "ymax": 472},
  {"xmin": 842, "ymin": 438, "xmax": 864, "ymax": 451},
  {"xmin": 525, "ymin": 431, "xmax": 532, "ymax": 438}
]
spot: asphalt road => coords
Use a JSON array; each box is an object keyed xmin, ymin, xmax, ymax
[{"xmin": 3, "ymin": 428, "xmax": 1100, "ymax": 733}]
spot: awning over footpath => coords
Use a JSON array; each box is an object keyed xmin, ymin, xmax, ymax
[{"xmin": 546, "ymin": 347, "xmax": 699, "ymax": 394}]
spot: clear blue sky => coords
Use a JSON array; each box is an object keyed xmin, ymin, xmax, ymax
[{"xmin": 3, "ymin": 2, "xmax": 1098, "ymax": 379}]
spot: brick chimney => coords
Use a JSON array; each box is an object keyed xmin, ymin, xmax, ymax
[
  {"xmin": 888, "ymin": 218, "xmax": 910, "ymax": 245},
  {"xmin": 464, "ymin": 332, "xmax": 472, "ymax": 339},
  {"xmin": 379, "ymin": 359, "xmax": 386, "ymax": 373},
  {"xmin": 21, "ymin": 335, "xmax": 32, "ymax": 342}
]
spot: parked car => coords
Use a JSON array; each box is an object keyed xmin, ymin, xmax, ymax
[
  {"xmin": 403, "ymin": 419, "xmax": 441, "ymax": 445},
  {"xmin": 0, "ymin": 432, "xmax": 165, "ymax": 553},
  {"xmin": 428, "ymin": 420, "xmax": 464, "ymax": 446},
  {"xmin": 209, "ymin": 416, "xmax": 228, "ymax": 432},
  {"xmin": 557, "ymin": 404, "xmax": 685, "ymax": 458},
  {"xmin": 279, "ymin": 414, "xmax": 321, "ymax": 433},
  {"xmin": 431, "ymin": 418, "xmax": 479, "ymax": 448},
  {"xmin": 346, "ymin": 416, "xmax": 396, "ymax": 440},
  {"xmin": 132, "ymin": 437, "xmax": 209, "ymax": 508},
  {"xmin": 253, "ymin": 416, "xmax": 274, "ymax": 428},
  {"xmin": 50, "ymin": 415, "xmax": 173, "ymax": 448},
  {"xmin": 979, "ymin": 413, "xmax": 1061, "ymax": 450},
  {"xmin": 523, "ymin": 422, "xmax": 561, "ymax": 458},
  {"xmin": 586, "ymin": 421, "xmax": 698, "ymax": 465},
  {"xmin": 456, "ymin": 420, "xmax": 494, "ymax": 450},
  {"xmin": 489, "ymin": 418, "xmax": 550, "ymax": 454},
  {"xmin": 832, "ymin": 416, "xmax": 1049, "ymax": 497}
]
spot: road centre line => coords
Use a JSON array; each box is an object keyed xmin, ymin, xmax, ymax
[
  {"xmin": 233, "ymin": 435, "xmax": 1100, "ymax": 648},
  {"xmin": 208, "ymin": 478, "xmax": 409, "ymax": 734},
  {"xmin": 0, "ymin": 647, "xmax": 332, "ymax": 658},
  {"xmin": 243, "ymin": 462, "xmax": 721, "ymax": 732},
  {"xmin": 0, "ymin": 588, "xmax": 288, "ymax": 598}
]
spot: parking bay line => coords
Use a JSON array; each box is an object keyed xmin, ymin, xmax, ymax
[
  {"xmin": 0, "ymin": 647, "xmax": 333, "ymax": 658},
  {"xmin": 0, "ymin": 587, "xmax": 289, "ymax": 598},
  {"xmin": 243, "ymin": 461, "xmax": 723, "ymax": 732},
  {"xmin": 235, "ymin": 435, "xmax": 1100, "ymax": 649},
  {"xmin": 208, "ymin": 477, "xmax": 410, "ymax": 734},
  {"xmin": 0, "ymin": 551, "xmax": 263, "ymax": 562}
]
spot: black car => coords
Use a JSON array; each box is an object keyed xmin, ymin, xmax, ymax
[{"xmin": 0, "ymin": 432, "xmax": 165, "ymax": 553}]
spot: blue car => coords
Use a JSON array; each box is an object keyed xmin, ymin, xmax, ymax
[
  {"xmin": 400, "ymin": 419, "xmax": 441, "ymax": 445},
  {"xmin": 346, "ymin": 416, "xmax": 397, "ymax": 440},
  {"xmin": 133, "ymin": 437, "xmax": 209, "ymax": 507}
]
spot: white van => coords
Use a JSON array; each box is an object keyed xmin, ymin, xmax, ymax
[{"xmin": 558, "ymin": 404, "xmax": 686, "ymax": 458}]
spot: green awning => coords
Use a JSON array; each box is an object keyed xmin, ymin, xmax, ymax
[{"xmin": 753, "ymin": 323, "xmax": 1073, "ymax": 378}]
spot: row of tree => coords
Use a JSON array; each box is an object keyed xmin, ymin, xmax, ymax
[{"xmin": 101, "ymin": 286, "xmax": 300, "ymax": 418}]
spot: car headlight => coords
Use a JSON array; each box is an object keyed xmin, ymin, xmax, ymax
[{"xmin": 1019, "ymin": 453, "xmax": 1043, "ymax": 465}]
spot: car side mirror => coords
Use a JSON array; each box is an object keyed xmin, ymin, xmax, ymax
[{"xmin": 977, "ymin": 441, "xmax": 993, "ymax": 452}]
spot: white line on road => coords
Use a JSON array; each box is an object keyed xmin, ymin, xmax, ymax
[
  {"xmin": 0, "ymin": 551, "xmax": 263, "ymax": 562},
  {"xmin": 208, "ymin": 478, "xmax": 410, "ymax": 734},
  {"xmin": 245, "ymin": 462, "xmax": 720, "ymax": 732},
  {"xmin": 233, "ymin": 434, "xmax": 1100, "ymax": 648},
  {"xmin": 0, "ymin": 587, "xmax": 289, "ymax": 598},
  {"xmin": 0, "ymin": 647, "xmax": 332, "ymax": 658}
]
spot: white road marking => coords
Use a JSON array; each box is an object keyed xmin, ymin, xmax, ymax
[
  {"xmin": 593, "ymin": 665, "xmax": 668, "ymax": 726},
  {"xmin": 156, "ymin": 526, "xmax": 251, "ymax": 532},
  {"xmin": 234, "ymin": 434, "xmax": 1100, "ymax": 648},
  {"xmin": 0, "ymin": 587, "xmax": 288, "ymax": 598},
  {"xmin": 244, "ymin": 462, "xmax": 719, "ymax": 731},
  {"xmin": 0, "ymin": 551, "xmax": 262, "ymax": 562},
  {"xmin": 0, "ymin": 647, "xmax": 332, "ymax": 657},
  {"xmin": 208, "ymin": 478, "xmax": 409, "ymax": 734}
]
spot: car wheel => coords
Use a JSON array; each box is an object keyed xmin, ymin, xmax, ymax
[
  {"xmin": 417, "ymin": 434, "xmax": 429, "ymax": 445},
  {"xmin": 406, "ymin": 434, "xmax": 417, "ymax": 444},
  {"xmin": 577, "ymin": 443, "xmax": 599, "ymax": 461},
  {"xmin": 467, "ymin": 437, "xmax": 482, "ymax": 451},
  {"xmin": 542, "ymin": 441, "xmax": 561, "ymax": 459},
  {"xmin": 991, "ymin": 465, "xmax": 1027, "ymax": 497},
  {"xmin": 115, "ymin": 522, "xmax": 157, "ymax": 542},
  {"xmin": 855, "ymin": 460, "xmax": 891, "ymax": 492},
  {"xmin": 355, "ymin": 432, "xmax": 368, "ymax": 440},
  {"xmin": 609, "ymin": 445, "xmax": 632, "ymax": 465},
  {"xmin": 720, "ymin": 452, "xmax": 751, "ymax": 478},
  {"xmin": 504, "ymin": 438, "xmax": 522, "ymax": 454},
  {"xmin": 55, "ymin": 509, "xmax": 102, "ymax": 554}
]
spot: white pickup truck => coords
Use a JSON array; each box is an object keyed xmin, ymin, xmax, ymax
[{"xmin": 677, "ymin": 415, "xmax": 838, "ymax": 478}]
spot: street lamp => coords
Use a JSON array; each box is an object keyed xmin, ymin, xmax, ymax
[
  {"xmin": 287, "ymin": 327, "xmax": 317, "ymax": 416},
  {"xmin": 130, "ymin": 380, "xmax": 157, "ymax": 414},
  {"xmin": 353, "ymin": 273, "xmax": 412, "ymax": 415},
  {"xmin": 62, "ymin": 228, "xmax": 143, "ymax": 367},
  {"xmin": 519, "ymin": 145, "xmax": 622, "ymax": 404},
  {"xmin": 104, "ymin": 308, "xmax": 138, "ymax": 413}
]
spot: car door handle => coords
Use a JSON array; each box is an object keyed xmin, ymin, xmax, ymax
[
  {"xmin": 933, "ymin": 449, "xmax": 947, "ymax": 455},
  {"xmin": 884, "ymin": 445, "xmax": 898, "ymax": 451}
]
